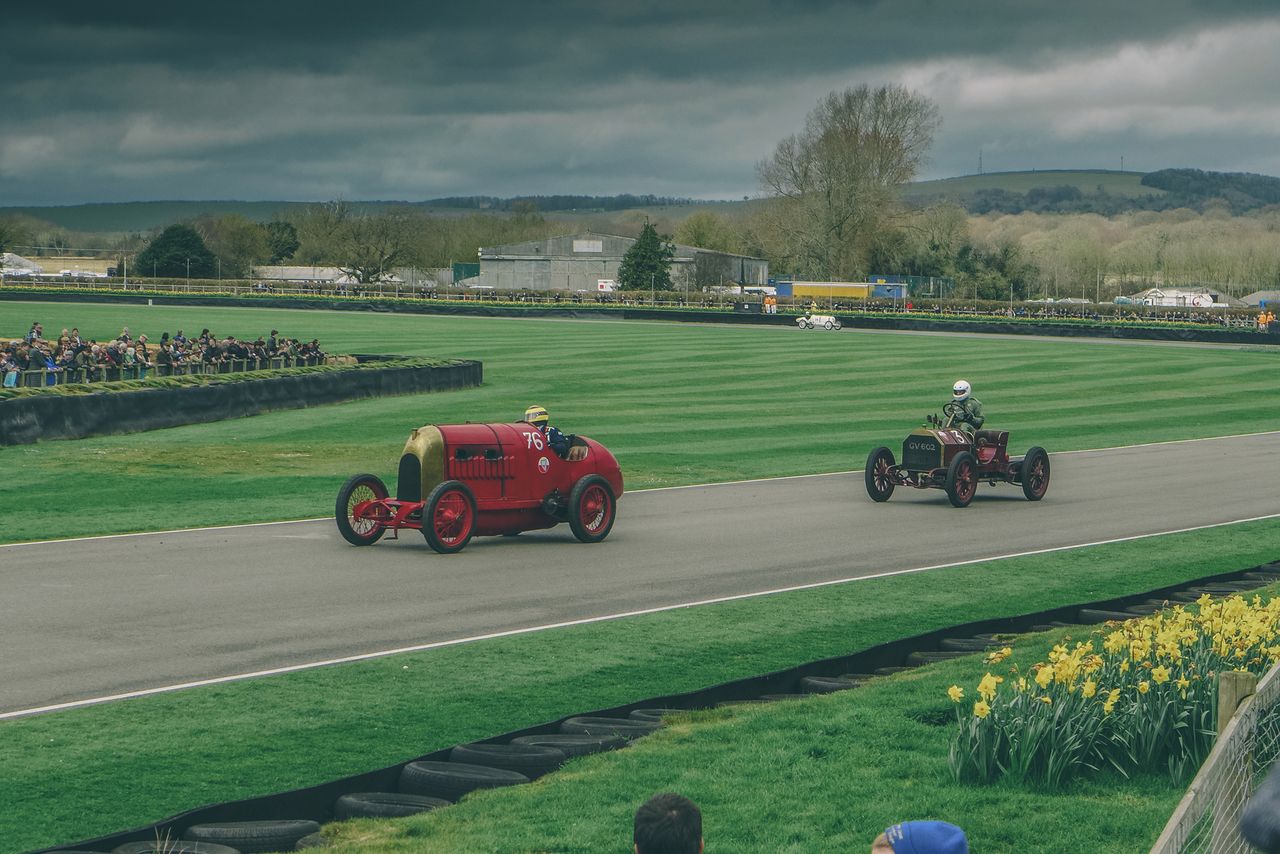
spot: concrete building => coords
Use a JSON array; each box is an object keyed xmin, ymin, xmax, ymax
[{"xmin": 470, "ymin": 232, "xmax": 768, "ymax": 293}]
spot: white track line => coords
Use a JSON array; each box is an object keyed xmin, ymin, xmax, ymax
[
  {"xmin": 6, "ymin": 510, "xmax": 1280, "ymax": 721},
  {"xmin": 6, "ymin": 429, "xmax": 1279, "ymax": 548}
]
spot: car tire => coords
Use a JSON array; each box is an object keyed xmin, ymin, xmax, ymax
[
  {"xmin": 833, "ymin": 320, "xmax": 842, "ymax": 330},
  {"xmin": 449, "ymin": 743, "xmax": 567, "ymax": 779},
  {"xmin": 510, "ymin": 733, "xmax": 627, "ymax": 758},
  {"xmin": 1019, "ymin": 446, "xmax": 1050, "ymax": 501},
  {"xmin": 183, "ymin": 820, "xmax": 321, "ymax": 853},
  {"xmin": 628, "ymin": 708, "xmax": 687, "ymax": 722},
  {"xmin": 568, "ymin": 475, "xmax": 616, "ymax": 544},
  {"xmin": 559, "ymin": 715, "xmax": 662, "ymax": 739},
  {"xmin": 864, "ymin": 446, "xmax": 896, "ymax": 502},
  {"xmin": 945, "ymin": 451, "xmax": 978, "ymax": 508},
  {"xmin": 113, "ymin": 845, "xmax": 241, "ymax": 854},
  {"xmin": 335, "ymin": 474, "xmax": 388, "ymax": 546},
  {"xmin": 294, "ymin": 833, "xmax": 328, "ymax": 850},
  {"xmin": 799, "ymin": 675, "xmax": 861, "ymax": 694},
  {"xmin": 421, "ymin": 480, "xmax": 477, "ymax": 554},
  {"xmin": 824, "ymin": 320, "xmax": 834, "ymax": 330},
  {"xmin": 398, "ymin": 761, "xmax": 528, "ymax": 800},
  {"xmin": 333, "ymin": 792, "xmax": 449, "ymax": 820}
]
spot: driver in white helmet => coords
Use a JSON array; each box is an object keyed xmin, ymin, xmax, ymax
[{"xmin": 949, "ymin": 380, "xmax": 984, "ymax": 436}]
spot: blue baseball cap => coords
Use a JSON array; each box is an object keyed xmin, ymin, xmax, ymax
[{"xmin": 884, "ymin": 821, "xmax": 968, "ymax": 854}]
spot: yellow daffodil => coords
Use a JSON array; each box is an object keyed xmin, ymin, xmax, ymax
[
  {"xmin": 973, "ymin": 700, "xmax": 991, "ymax": 719},
  {"xmin": 1138, "ymin": 681, "xmax": 1150, "ymax": 694},
  {"xmin": 1039, "ymin": 696, "xmax": 1052, "ymax": 705},
  {"xmin": 1151, "ymin": 665, "xmax": 1171, "ymax": 684},
  {"xmin": 1034, "ymin": 666, "xmax": 1053, "ymax": 689},
  {"xmin": 977, "ymin": 672, "xmax": 1004, "ymax": 701},
  {"xmin": 947, "ymin": 685, "xmax": 964, "ymax": 703},
  {"xmin": 1082, "ymin": 679, "xmax": 1097, "ymax": 698}
]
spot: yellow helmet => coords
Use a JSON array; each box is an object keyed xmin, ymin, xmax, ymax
[{"xmin": 523, "ymin": 405, "xmax": 549, "ymax": 425}]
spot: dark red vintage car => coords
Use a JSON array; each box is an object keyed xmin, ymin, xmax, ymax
[
  {"xmin": 336, "ymin": 423, "xmax": 623, "ymax": 553},
  {"xmin": 864, "ymin": 402, "xmax": 1050, "ymax": 507}
]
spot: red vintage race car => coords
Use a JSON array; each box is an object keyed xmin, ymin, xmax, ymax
[
  {"xmin": 335, "ymin": 422, "xmax": 623, "ymax": 553},
  {"xmin": 864, "ymin": 401, "xmax": 1050, "ymax": 508}
]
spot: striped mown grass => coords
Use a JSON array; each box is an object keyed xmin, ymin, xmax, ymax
[{"xmin": 3, "ymin": 299, "xmax": 1279, "ymax": 544}]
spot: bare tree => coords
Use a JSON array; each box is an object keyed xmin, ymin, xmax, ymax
[
  {"xmin": 757, "ymin": 84, "xmax": 940, "ymax": 280},
  {"xmin": 336, "ymin": 208, "xmax": 423, "ymax": 284}
]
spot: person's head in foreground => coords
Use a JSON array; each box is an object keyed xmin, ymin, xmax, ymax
[
  {"xmin": 872, "ymin": 821, "xmax": 968, "ymax": 854},
  {"xmin": 634, "ymin": 792, "xmax": 703, "ymax": 854}
]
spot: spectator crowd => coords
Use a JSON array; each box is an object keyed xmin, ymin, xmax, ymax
[{"xmin": 3, "ymin": 320, "xmax": 328, "ymax": 388}]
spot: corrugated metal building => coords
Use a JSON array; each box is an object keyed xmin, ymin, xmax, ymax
[{"xmin": 471, "ymin": 232, "xmax": 768, "ymax": 293}]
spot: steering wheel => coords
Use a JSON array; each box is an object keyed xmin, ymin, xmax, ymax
[{"xmin": 942, "ymin": 400, "xmax": 967, "ymax": 427}]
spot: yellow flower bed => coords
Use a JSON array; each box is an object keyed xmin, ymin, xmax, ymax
[{"xmin": 948, "ymin": 594, "xmax": 1280, "ymax": 788}]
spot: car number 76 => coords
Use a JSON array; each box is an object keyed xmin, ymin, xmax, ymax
[{"xmin": 521, "ymin": 430, "xmax": 545, "ymax": 450}]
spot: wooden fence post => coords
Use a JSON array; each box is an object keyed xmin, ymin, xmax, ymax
[{"xmin": 1211, "ymin": 670, "xmax": 1258, "ymax": 851}]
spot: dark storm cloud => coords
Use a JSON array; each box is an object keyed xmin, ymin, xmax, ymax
[{"xmin": 4, "ymin": 1, "xmax": 1280, "ymax": 204}]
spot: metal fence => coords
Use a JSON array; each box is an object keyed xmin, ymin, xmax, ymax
[
  {"xmin": 1152, "ymin": 664, "xmax": 1280, "ymax": 854},
  {"xmin": 5, "ymin": 357, "xmax": 327, "ymax": 389}
]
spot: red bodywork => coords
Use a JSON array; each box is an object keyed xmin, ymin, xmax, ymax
[{"xmin": 338, "ymin": 422, "xmax": 624, "ymax": 550}]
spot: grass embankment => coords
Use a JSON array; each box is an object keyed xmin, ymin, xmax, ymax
[
  {"xmin": 6, "ymin": 521, "xmax": 1279, "ymax": 853},
  {"xmin": 3, "ymin": 299, "xmax": 1279, "ymax": 544}
]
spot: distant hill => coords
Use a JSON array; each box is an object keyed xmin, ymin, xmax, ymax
[
  {"xmin": 6, "ymin": 168, "xmax": 1279, "ymax": 234},
  {"xmin": 906, "ymin": 168, "xmax": 1280, "ymax": 215},
  {"xmin": 906, "ymin": 169, "xmax": 1162, "ymax": 200},
  {"xmin": 0, "ymin": 195, "xmax": 703, "ymax": 234}
]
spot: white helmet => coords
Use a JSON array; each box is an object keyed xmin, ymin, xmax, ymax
[{"xmin": 952, "ymin": 380, "xmax": 971, "ymax": 401}]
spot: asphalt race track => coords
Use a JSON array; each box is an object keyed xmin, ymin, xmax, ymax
[{"xmin": 5, "ymin": 432, "xmax": 1280, "ymax": 716}]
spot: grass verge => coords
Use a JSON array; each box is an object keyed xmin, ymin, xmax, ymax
[
  {"xmin": 4, "ymin": 299, "xmax": 1280, "ymax": 543},
  {"xmin": 320, "ymin": 627, "xmax": 1208, "ymax": 854},
  {"xmin": 5, "ymin": 518, "xmax": 1279, "ymax": 853}
]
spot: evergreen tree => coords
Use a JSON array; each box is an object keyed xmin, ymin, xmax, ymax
[
  {"xmin": 618, "ymin": 222, "xmax": 676, "ymax": 290},
  {"xmin": 264, "ymin": 221, "xmax": 300, "ymax": 264},
  {"xmin": 135, "ymin": 224, "xmax": 217, "ymax": 278}
]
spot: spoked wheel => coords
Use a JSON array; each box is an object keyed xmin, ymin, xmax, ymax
[
  {"xmin": 335, "ymin": 473, "xmax": 390, "ymax": 546},
  {"xmin": 422, "ymin": 480, "xmax": 477, "ymax": 554},
  {"xmin": 833, "ymin": 320, "xmax": 842, "ymax": 330},
  {"xmin": 824, "ymin": 320, "xmax": 833, "ymax": 330},
  {"xmin": 864, "ymin": 446, "xmax": 896, "ymax": 502},
  {"xmin": 945, "ymin": 451, "xmax": 978, "ymax": 508},
  {"xmin": 1020, "ymin": 446, "xmax": 1051, "ymax": 501},
  {"xmin": 569, "ymin": 475, "xmax": 616, "ymax": 543}
]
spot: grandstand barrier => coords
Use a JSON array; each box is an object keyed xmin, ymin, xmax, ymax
[
  {"xmin": 8, "ymin": 356, "xmax": 328, "ymax": 389},
  {"xmin": 0, "ymin": 358, "xmax": 481, "ymax": 446},
  {"xmin": 3, "ymin": 288, "xmax": 1275, "ymax": 345}
]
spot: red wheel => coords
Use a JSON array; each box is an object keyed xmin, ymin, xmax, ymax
[
  {"xmin": 422, "ymin": 480, "xmax": 476, "ymax": 554},
  {"xmin": 864, "ymin": 446, "xmax": 896, "ymax": 502},
  {"xmin": 1020, "ymin": 446, "xmax": 1050, "ymax": 501},
  {"xmin": 945, "ymin": 451, "xmax": 977, "ymax": 508},
  {"xmin": 569, "ymin": 475, "xmax": 616, "ymax": 543},
  {"xmin": 336, "ymin": 474, "xmax": 389, "ymax": 546}
]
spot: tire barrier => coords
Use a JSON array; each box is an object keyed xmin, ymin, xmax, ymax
[
  {"xmin": 448, "ymin": 743, "xmax": 567, "ymax": 780},
  {"xmin": 0, "ymin": 360, "xmax": 481, "ymax": 446},
  {"xmin": 36, "ymin": 560, "xmax": 1280, "ymax": 853},
  {"xmin": 181, "ymin": 821, "xmax": 319, "ymax": 853},
  {"xmin": 398, "ymin": 761, "xmax": 529, "ymax": 801}
]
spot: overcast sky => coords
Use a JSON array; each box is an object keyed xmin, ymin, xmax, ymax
[{"xmin": 4, "ymin": 1, "xmax": 1280, "ymax": 206}]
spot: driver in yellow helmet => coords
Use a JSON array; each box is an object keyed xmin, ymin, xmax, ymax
[{"xmin": 523, "ymin": 405, "xmax": 574, "ymax": 458}]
